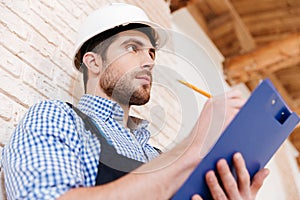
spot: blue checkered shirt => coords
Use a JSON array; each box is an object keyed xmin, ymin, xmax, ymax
[{"xmin": 2, "ymin": 94, "xmax": 159, "ymax": 200}]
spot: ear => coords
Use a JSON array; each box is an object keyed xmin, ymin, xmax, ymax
[{"xmin": 82, "ymin": 52, "xmax": 103, "ymax": 74}]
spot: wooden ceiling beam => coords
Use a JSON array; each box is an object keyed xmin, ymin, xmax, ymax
[
  {"xmin": 255, "ymin": 33, "xmax": 294, "ymax": 45},
  {"xmin": 247, "ymin": 16, "xmax": 300, "ymax": 36},
  {"xmin": 168, "ymin": 0, "xmax": 191, "ymax": 12},
  {"xmin": 224, "ymin": 33, "xmax": 300, "ymax": 84},
  {"xmin": 224, "ymin": 0, "xmax": 256, "ymax": 53},
  {"xmin": 198, "ymin": 0, "xmax": 228, "ymax": 15},
  {"xmin": 289, "ymin": 126, "xmax": 300, "ymax": 151},
  {"xmin": 231, "ymin": 0, "xmax": 300, "ymax": 15},
  {"xmin": 242, "ymin": 7, "xmax": 300, "ymax": 24},
  {"xmin": 268, "ymin": 74, "xmax": 298, "ymax": 110},
  {"xmin": 203, "ymin": 0, "xmax": 256, "ymax": 53}
]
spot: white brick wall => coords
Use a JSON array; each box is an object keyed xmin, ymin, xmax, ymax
[{"xmin": 0, "ymin": 0, "xmax": 175, "ymax": 199}]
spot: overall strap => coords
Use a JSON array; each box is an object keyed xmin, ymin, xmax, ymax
[{"xmin": 66, "ymin": 103, "xmax": 144, "ymax": 185}]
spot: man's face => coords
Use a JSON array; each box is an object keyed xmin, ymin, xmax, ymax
[{"xmin": 99, "ymin": 30, "xmax": 156, "ymax": 106}]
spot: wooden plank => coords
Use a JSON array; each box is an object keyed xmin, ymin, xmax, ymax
[
  {"xmin": 214, "ymin": 33, "xmax": 237, "ymax": 50},
  {"xmin": 231, "ymin": 0, "xmax": 300, "ymax": 15},
  {"xmin": 289, "ymin": 126, "xmax": 300, "ymax": 152},
  {"xmin": 247, "ymin": 16, "xmax": 300, "ymax": 36},
  {"xmin": 264, "ymin": 56, "xmax": 300, "ymax": 75},
  {"xmin": 226, "ymin": 56, "xmax": 300, "ymax": 84},
  {"xmin": 245, "ymin": 79, "xmax": 260, "ymax": 91},
  {"xmin": 224, "ymin": 33, "xmax": 300, "ymax": 82},
  {"xmin": 255, "ymin": 33, "xmax": 294, "ymax": 45},
  {"xmin": 208, "ymin": 12, "xmax": 232, "ymax": 29},
  {"xmin": 242, "ymin": 7, "xmax": 300, "ymax": 24},
  {"xmin": 274, "ymin": 66, "xmax": 300, "ymax": 93},
  {"xmin": 210, "ymin": 20, "xmax": 234, "ymax": 39},
  {"xmin": 268, "ymin": 74, "xmax": 297, "ymax": 109},
  {"xmin": 190, "ymin": 0, "xmax": 215, "ymax": 18},
  {"xmin": 223, "ymin": 0, "xmax": 256, "ymax": 52},
  {"xmin": 204, "ymin": 0, "xmax": 228, "ymax": 15}
]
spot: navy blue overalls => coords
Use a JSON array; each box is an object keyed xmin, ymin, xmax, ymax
[{"xmin": 68, "ymin": 103, "xmax": 159, "ymax": 185}]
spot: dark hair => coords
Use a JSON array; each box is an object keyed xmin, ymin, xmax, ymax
[{"xmin": 79, "ymin": 23, "xmax": 158, "ymax": 93}]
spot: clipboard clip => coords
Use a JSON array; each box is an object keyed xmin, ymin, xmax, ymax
[{"xmin": 275, "ymin": 107, "xmax": 291, "ymax": 124}]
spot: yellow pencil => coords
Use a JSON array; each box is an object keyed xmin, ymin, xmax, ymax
[{"xmin": 178, "ymin": 80, "xmax": 212, "ymax": 98}]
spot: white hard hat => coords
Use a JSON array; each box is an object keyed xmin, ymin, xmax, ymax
[{"xmin": 73, "ymin": 3, "xmax": 168, "ymax": 71}]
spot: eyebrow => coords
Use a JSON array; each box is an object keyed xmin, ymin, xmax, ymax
[{"xmin": 121, "ymin": 38, "xmax": 150, "ymax": 48}]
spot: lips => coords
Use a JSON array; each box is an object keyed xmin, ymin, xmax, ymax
[{"xmin": 135, "ymin": 75, "xmax": 151, "ymax": 85}]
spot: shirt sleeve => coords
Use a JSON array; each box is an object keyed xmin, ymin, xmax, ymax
[{"xmin": 2, "ymin": 100, "xmax": 86, "ymax": 200}]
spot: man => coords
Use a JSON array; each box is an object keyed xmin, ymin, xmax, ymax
[{"xmin": 1, "ymin": 3, "xmax": 269, "ymax": 200}]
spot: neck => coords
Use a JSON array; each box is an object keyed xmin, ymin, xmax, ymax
[
  {"xmin": 86, "ymin": 85, "xmax": 131, "ymax": 128},
  {"xmin": 119, "ymin": 103, "xmax": 130, "ymax": 128}
]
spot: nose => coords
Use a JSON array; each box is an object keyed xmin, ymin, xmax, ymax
[{"xmin": 140, "ymin": 49, "xmax": 155, "ymax": 70}]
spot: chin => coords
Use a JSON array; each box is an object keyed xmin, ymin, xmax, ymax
[
  {"xmin": 129, "ymin": 94, "xmax": 150, "ymax": 106},
  {"xmin": 129, "ymin": 89, "xmax": 151, "ymax": 106}
]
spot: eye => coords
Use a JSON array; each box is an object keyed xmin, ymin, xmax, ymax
[
  {"xmin": 126, "ymin": 44, "xmax": 138, "ymax": 53},
  {"xmin": 149, "ymin": 48, "xmax": 156, "ymax": 60}
]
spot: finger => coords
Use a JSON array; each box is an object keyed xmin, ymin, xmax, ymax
[
  {"xmin": 216, "ymin": 159, "xmax": 240, "ymax": 199},
  {"xmin": 191, "ymin": 194, "xmax": 203, "ymax": 200},
  {"xmin": 226, "ymin": 89, "xmax": 243, "ymax": 99},
  {"xmin": 251, "ymin": 168, "xmax": 270, "ymax": 195},
  {"xmin": 228, "ymin": 98, "xmax": 246, "ymax": 109},
  {"xmin": 205, "ymin": 170, "xmax": 227, "ymax": 200},
  {"xmin": 233, "ymin": 152, "xmax": 251, "ymax": 195}
]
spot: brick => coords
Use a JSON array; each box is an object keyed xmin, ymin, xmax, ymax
[
  {"xmin": 0, "ymin": 118, "xmax": 14, "ymax": 146},
  {"xmin": 11, "ymin": 101, "xmax": 27, "ymax": 128},
  {"xmin": 51, "ymin": 51, "xmax": 76, "ymax": 78},
  {"xmin": 0, "ymin": 162, "xmax": 5, "ymax": 200},
  {"xmin": 0, "ymin": 23, "xmax": 54, "ymax": 78},
  {"xmin": 0, "ymin": 68, "xmax": 45, "ymax": 107},
  {"xmin": 54, "ymin": 0, "xmax": 81, "ymax": 32},
  {"xmin": 59, "ymin": 40, "xmax": 76, "ymax": 68},
  {"xmin": 49, "ymin": 51, "xmax": 76, "ymax": 82},
  {"xmin": 0, "ymin": 3, "xmax": 57, "ymax": 58},
  {"xmin": 27, "ymin": 31, "xmax": 56, "ymax": 58},
  {"xmin": 2, "ymin": 1, "xmax": 61, "ymax": 46},
  {"xmin": 73, "ymin": 1, "xmax": 93, "ymax": 16},
  {"xmin": 27, "ymin": 3, "xmax": 77, "ymax": 77},
  {"xmin": 27, "ymin": 11, "xmax": 61, "ymax": 45},
  {"xmin": 85, "ymin": 0, "xmax": 106, "ymax": 9},
  {"xmin": 0, "ymin": 93, "xmax": 13, "ymax": 121},
  {"xmin": 23, "ymin": 66, "xmax": 56, "ymax": 99},
  {"xmin": 0, "ymin": 97, "xmax": 26, "ymax": 129},
  {"xmin": 31, "ymin": 1, "xmax": 77, "ymax": 45},
  {"xmin": 56, "ymin": 0, "xmax": 84, "ymax": 19},
  {"xmin": 0, "ymin": 45, "xmax": 23, "ymax": 77},
  {"xmin": 68, "ymin": 76, "xmax": 84, "ymax": 100},
  {"xmin": 0, "ymin": 4, "xmax": 28, "ymax": 40},
  {"xmin": 53, "ymin": 67, "xmax": 74, "ymax": 91},
  {"xmin": 52, "ymin": 87, "xmax": 74, "ymax": 103}
]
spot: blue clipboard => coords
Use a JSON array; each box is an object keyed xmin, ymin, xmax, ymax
[{"xmin": 172, "ymin": 79, "xmax": 300, "ymax": 200}]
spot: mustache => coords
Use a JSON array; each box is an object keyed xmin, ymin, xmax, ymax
[{"xmin": 133, "ymin": 70, "xmax": 152, "ymax": 80}]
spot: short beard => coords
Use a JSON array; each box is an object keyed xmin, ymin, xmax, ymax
[{"xmin": 100, "ymin": 67, "xmax": 152, "ymax": 106}]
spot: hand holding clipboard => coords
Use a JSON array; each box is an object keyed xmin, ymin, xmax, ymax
[{"xmin": 172, "ymin": 79, "xmax": 300, "ymax": 200}]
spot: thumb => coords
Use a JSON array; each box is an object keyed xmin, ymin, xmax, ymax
[
  {"xmin": 251, "ymin": 168, "xmax": 270, "ymax": 194},
  {"xmin": 191, "ymin": 194, "xmax": 203, "ymax": 200}
]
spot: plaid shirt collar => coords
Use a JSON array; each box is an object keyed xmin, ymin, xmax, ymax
[{"xmin": 77, "ymin": 94, "xmax": 150, "ymax": 133}]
